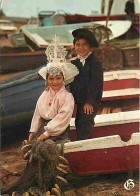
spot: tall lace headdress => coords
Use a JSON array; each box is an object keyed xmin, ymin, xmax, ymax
[
  {"xmin": 46, "ymin": 35, "xmax": 67, "ymax": 63},
  {"xmin": 38, "ymin": 35, "xmax": 79, "ymax": 85}
]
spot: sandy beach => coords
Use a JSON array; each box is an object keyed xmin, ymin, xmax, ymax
[{"xmin": 0, "ymin": 140, "xmax": 139, "ymax": 196}]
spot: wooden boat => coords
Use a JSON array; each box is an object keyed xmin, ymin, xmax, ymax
[
  {"xmin": 21, "ymin": 20, "xmax": 131, "ymax": 49},
  {"xmin": 66, "ymin": 111, "xmax": 139, "ymax": 175},
  {"xmin": 102, "ymin": 70, "xmax": 140, "ymax": 100},
  {"xmin": 66, "ymin": 70, "xmax": 140, "ymax": 175},
  {"xmin": 21, "ymin": 13, "xmax": 140, "ymax": 31},
  {"xmin": 1, "ymin": 21, "xmax": 112, "ymax": 73},
  {"xmin": 0, "ymin": 19, "xmax": 17, "ymax": 36},
  {"xmin": 66, "ymin": 133, "xmax": 139, "ymax": 175},
  {"xmin": 8, "ymin": 32, "xmax": 27, "ymax": 47},
  {"xmin": 0, "ymin": 50, "xmax": 46, "ymax": 74},
  {"xmin": 1, "ymin": 19, "xmax": 139, "ymax": 74},
  {"xmin": 65, "ymin": 13, "xmax": 140, "ymax": 31},
  {"xmin": 1, "ymin": 69, "xmax": 139, "ymax": 128},
  {"xmin": 1, "ymin": 69, "xmax": 139, "ymax": 175},
  {"xmin": 1, "ymin": 38, "xmax": 139, "ymax": 74}
]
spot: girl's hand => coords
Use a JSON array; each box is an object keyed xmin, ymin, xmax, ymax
[
  {"xmin": 37, "ymin": 134, "xmax": 47, "ymax": 141},
  {"xmin": 83, "ymin": 103, "xmax": 93, "ymax": 114},
  {"xmin": 28, "ymin": 132, "xmax": 36, "ymax": 141}
]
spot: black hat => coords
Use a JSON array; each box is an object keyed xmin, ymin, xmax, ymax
[{"xmin": 72, "ymin": 28, "xmax": 98, "ymax": 48}]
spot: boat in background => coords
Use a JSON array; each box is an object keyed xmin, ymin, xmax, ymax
[
  {"xmin": 21, "ymin": 20, "xmax": 131, "ymax": 50},
  {"xmin": 1, "ymin": 36, "xmax": 139, "ymax": 74},
  {"xmin": 0, "ymin": 50, "xmax": 47, "ymax": 74},
  {"xmin": 0, "ymin": 20, "xmax": 113, "ymax": 74},
  {"xmin": 0, "ymin": 20, "xmax": 115, "ymax": 73},
  {"xmin": 8, "ymin": 32, "xmax": 27, "ymax": 48},
  {"xmin": 0, "ymin": 19, "xmax": 17, "ymax": 36},
  {"xmin": 0, "ymin": 0, "xmax": 139, "ymax": 73},
  {"xmin": 65, "ymin": 13, "xmax": 140, "ymax": 31},
  {"xmin": 1, "ymin": 12, "xmax": 139, "ymax": 74}
]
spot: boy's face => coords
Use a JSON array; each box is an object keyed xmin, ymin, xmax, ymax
[
  {"xmin": 74, "ymin": 39, "xmax": 92, "ymax": 58},
  {"xmin": 47, "ymin": 72, "xmax": 63, "ymax": 91}
]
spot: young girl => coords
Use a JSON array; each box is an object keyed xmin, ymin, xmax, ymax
[
  {"xmin": 70, "ymin": 28, "xmax": 103, "ymax": 140},
  {"xmin": 28, "ymin": 36, "xmax": 79, "ymax": 142}
]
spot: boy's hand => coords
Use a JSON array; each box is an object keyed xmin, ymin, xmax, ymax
[
  {"xmin": 28, "ymin": 132, "xmax": 36, "ymax": 141},
  {"xmin": 37, "ymin": 134, "xmax": 47, "ymax": 141},
  {"xmin": 83, "ymin": 103, "xmax": 93, "ymax": 114}
]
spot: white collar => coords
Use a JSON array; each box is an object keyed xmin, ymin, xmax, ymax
[{"xmin": 77, "ymin": 51, "xmax": 92, "ymax": 66}]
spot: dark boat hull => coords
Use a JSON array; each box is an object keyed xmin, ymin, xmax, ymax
[
  {"xmin": 1, "ymin": 50, "xmax": 46, "ymax": 74},
  {"xmin": 1, "ymin": 69, "xmax": 139, "ymax": 128},
  {"xmin": 1, "ymin": 70, "xmax": 44, "ymax": 127}
]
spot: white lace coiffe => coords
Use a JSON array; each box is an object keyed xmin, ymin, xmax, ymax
[{"xmin": 38, "ymin": 35, "xmax": 79, "ymax": 85}]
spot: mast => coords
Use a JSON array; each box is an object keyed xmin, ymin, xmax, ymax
[
  {"xmin": 101, "ymin": 0, "xmax": 105, "ymax": 15},
  {"xmin": 106, "ymin": 0, "xmax": 114, "ymax": 27}
]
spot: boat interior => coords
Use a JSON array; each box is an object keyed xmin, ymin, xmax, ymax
[
  {"xmin": 97, "ymin": 97, "xmax": 139, "ymax": 115},
  {"xmin": 70, "ymin": 97, "xmax": 139, "ymax": 143}
]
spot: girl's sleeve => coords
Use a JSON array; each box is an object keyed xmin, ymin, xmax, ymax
[
  {"xmin": 44, "ymin": 93, "xmax": 74, "ymax": 136},
  {"xmin": 29, "ymin": 103, "xmax": 43, "ymax": 133}
]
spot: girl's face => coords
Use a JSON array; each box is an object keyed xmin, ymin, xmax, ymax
[
  {"xmin": 47, "ymin": 72, "xmax": 64, "ymax": 91},
  {"xmin": 74, "ymin": 39, "xmax": 92, "ymax": 57}
]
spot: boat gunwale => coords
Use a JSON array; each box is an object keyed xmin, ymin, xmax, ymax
[
  {"xmin": 1, "ymin": 70, "xmax": 139, "ymax": 90},
  {"xmin": 70, "ymin": 110, "xmax": 140, "ymax": 128},
  {"xmin": 63, "ymin": 132, "xmax": 140, "ymax": 153}
]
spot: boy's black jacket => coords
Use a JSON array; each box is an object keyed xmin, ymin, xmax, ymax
[{"xmin": 70, "ymin": 53, "xmax": 103, "ymax": 110}]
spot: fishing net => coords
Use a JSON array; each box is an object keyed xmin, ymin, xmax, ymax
[
  {"xmin": 2, "ymin": 139, "xmax": 70, "ymax": 196},
  {"xmin": 94, "ymin": 44, "xmax": 123, "ymax": 71}
]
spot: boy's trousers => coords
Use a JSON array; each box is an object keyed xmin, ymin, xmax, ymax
[{"xmin": 75, "ymin": 103, "xmax": 97, "ymax": 140}]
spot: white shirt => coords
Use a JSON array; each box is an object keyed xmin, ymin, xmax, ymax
[{"xmin": 29, "ymin": 85, "xmax": 74, "ymax": 137}]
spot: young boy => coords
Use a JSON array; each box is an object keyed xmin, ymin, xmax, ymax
[{"xmin": 70, "ymin": 28, "xmax": 103, "ymax": 140}]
